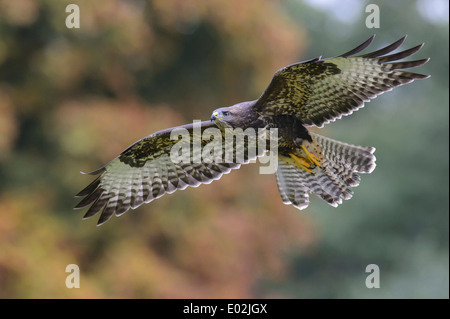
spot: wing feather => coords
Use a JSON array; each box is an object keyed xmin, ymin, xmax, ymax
[
  {"xmin": 255, "ymin": 36, "xmax": 430, "ymax": 127},
  {"xmin": 358, "ymin": 35, "xmax": 406, "ymax": 58},
  {"xmin": 75, "ymin": 121, "xmax": 254, "ymax": 225}
]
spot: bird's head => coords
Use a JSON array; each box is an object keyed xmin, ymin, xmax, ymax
[
  {"xmin": 211, "ymin": 106, "xmax": 235, "ymax": 128},
  {"xmin": 211, "ymin": 101, "xmax": 256, "ymax": 129}
]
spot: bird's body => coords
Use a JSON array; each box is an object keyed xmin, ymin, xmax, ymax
[{"xmin": 75, "ymin": 35, "xmax": 429, "ymax": 225}]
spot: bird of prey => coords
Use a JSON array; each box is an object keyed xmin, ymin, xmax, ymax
[{"xmin": 75, "ymin": 35, "xmax": 429, "ymax": 225}]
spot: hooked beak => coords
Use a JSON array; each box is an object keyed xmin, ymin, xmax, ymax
[{"xmin": 211, "ymin": 111, "xmax": 219, "ymax": 122}]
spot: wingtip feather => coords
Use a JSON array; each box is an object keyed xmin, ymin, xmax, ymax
[
  {"xmin": 339, "ymin": 35, "xmax": 376, "ymax": 58},
  {"xmin": 358, "ymin": 35, "xmax": 407, "ymax": 58}
]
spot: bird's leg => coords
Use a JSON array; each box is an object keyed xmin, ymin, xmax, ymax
[
  {"xmin": 289, "ymin": 144, "xmax": 322, "ymax": 173},
  {"xmin": 301, "ymin": 145, "xmax": 321, "ymax": 168},
  {"xmin": 289, "ymin": 153, "xmax": 314, "ymax": 173}
]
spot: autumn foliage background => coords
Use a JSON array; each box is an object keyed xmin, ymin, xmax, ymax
[{"xmin": 0, "ymin": 0, "xmax": 448, "ymax": 298}]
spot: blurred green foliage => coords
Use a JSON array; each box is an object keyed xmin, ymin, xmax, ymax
[{"xmin": 0, "ymin": 0, "xmax": 447, "ymax": 298}]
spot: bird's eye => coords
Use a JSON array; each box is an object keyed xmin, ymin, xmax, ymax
[{"xmin": 223, "ymin": 111, "xmax": 230, "ymax": 116}]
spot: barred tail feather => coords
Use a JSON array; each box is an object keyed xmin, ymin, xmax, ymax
[
  {"xmin": 310, "ymin": 132, "xmax": 376, "ymax": 174},
  {"xmin": 275, "ymin": 132, "xmax": 376, "ymax": 210},
  {"xmin": 276, "ymin": 159, "xmax": 309, "ymax": 210}
]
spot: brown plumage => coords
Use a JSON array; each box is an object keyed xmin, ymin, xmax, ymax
[
  {"xmin": 75, "ymin": 35, "xmax": 429, "ymax": 225},
  {"xmin": 255, "ymin": 35, "xmax": 429, "ymax": 127}
]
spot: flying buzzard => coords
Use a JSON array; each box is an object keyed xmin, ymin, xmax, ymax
[{"xmin": 75, "ymin": 35, "xmax": 429, "ymax": 225}]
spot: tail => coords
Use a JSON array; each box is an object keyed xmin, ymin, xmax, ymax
[{"xmin": 275, "ymin": 132, "xmax": 376, "ymax": 209}]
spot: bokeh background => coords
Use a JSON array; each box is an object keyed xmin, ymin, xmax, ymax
[{"xmin": 0, "ymin": 0, "xmax": 448, "ymax": 298}]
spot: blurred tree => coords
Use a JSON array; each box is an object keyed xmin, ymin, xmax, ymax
[
  {"xmin": 0, "ymin": 0, "xmax": 310, "ymax": 298},
  {"xmin": 0, "ymin": 0, "xmax": 447, "ymax": 298}
]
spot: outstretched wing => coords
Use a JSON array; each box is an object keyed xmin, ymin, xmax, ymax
[
  {"xmin": 255, "ymin": 35, "xmax": 430, "ymax": 127},
  {"xmin": 75, "ymin": 121, "xmax": 258, "ymax": 225}
]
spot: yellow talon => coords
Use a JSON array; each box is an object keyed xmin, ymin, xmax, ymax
[
  {"xmin": 289, "ymin": 153, "xmax": 313, "ymax": 173},
  {"xmin": 301, "ymin": 145, "xmax": 321, "ymax": 167}
]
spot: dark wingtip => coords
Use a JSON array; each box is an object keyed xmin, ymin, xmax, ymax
[
  {"xmin": 413, "ymin": 73, "xmax": 431, "ymax": 79},
  {"xmin": 81, "ymin": 167, "xmax": 106, "ymax": 176},
  {"xmin": 387, "ymin": 58, "xmax": 430, "ymax": 70},
  {"xmin": 359, "ymin": 35, "xmax": 407, "ymax": 58},
  {"xmin": 74, "ymin": 176, "xmax": 101, "ymax": 198},
  {"xmin": 339, "ymin": 35, "xmax": 376, "ymax": 58},
  {"xmin": 96, "ymin": 214, "xmax": 112, "ymax": 226},
  {"xmin": 81, "ymin": 196, "xmax": 108, "ymax": 220},
  {"xmin": 378, "ymin": 43, "xmax": 426, "ymax": 63}
]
